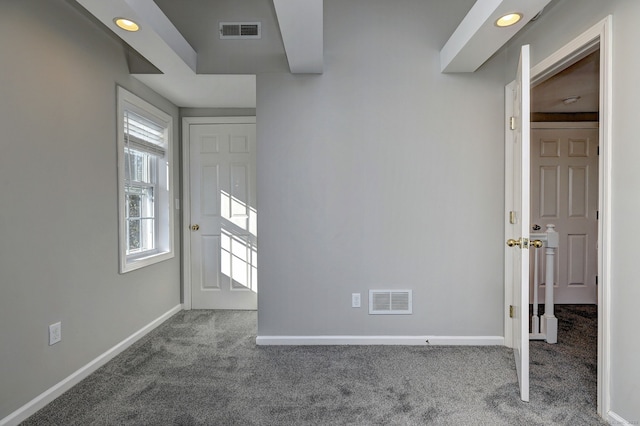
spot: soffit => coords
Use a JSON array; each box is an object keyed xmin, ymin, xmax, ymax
[
  {"xmin": 72, "ymin": 0, "xmax": 563, "ymax": 107},
  {"xmin": 440, "ymin": 0, "xmax": 553, "ymax": 73}
]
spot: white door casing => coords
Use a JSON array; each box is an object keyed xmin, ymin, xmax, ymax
[
  {"xmin": 185, "ymin": 118, "xmax": 257, "ymax": 310},
  {"xmin": 530, "ymin": 123, "xmax": 598, "ymax": 305},
  {"xmin": 504, "ymin": 45, "xmax": 531, "ymax": 403}
]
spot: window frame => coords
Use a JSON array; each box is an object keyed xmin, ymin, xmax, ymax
[
  {"xmin": 117, "ymin": 87, "xmax": 174, "ymax": 273},
  {"xmin": 124, "ymin": 152, "xmax": 158, "ymax": 258}
]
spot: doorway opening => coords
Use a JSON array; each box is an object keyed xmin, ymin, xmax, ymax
[
  {"xmin": 530, "ymin": 49, "xmax": 600, "ymax": 305},
  {"xmin": 528, "ymin": 16, "xmax": 612, "ymax": 417},
  {"xmin": 529, "ymin": 49, "xmax": 600, "ymax": 412}
]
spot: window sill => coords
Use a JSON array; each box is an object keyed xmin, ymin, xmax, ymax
[{"xmin": 120, "ymin": 250, "xmax": 174, "ymax": 274}]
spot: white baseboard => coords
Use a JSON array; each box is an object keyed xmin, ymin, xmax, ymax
[
  {"xmin": 256, "ymin": 335, "xmax": 504, "ymax": 346},
  {"xmin": 0, "ymin": 304, "xmax": 183, "ymax": 426},
  {"xmin": 607, "ymin": 410, "xmax": 635, "ymax": 425}
]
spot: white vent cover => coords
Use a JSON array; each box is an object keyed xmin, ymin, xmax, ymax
[
  {"xmin": 219, "ymin": 22, "xmax": 261, "ymax": 39},
  {"xmin": 369, "ymin": 290, "xmax": 412, "ymax": 315}
]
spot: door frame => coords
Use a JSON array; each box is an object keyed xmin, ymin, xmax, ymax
[
  {"xmin": 503, "ymin": 15, "xmax": 612, "ymax": 416},
  {"xmin": 181, "ymin": 116, "xmax": 257, "ymax": 311}
]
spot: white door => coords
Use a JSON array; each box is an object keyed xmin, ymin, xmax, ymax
[
  {"xmin": 505, "ymin": 45, "xmax": 531, "ymax": 402},
  {"xmin": 530, "ymin": 123, "xmax": 598, "ymax": 304},
  {"xmin": 189, "ymin": 121, "xmax": 257, "ymax": 310}
]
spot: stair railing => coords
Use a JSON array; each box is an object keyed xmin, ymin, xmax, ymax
[{"xmin": 529, "ymin": 224, "xmax": 559, "ymax": 344}]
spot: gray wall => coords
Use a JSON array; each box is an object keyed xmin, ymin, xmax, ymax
[
  {"xmin": 0, "ymin": 0, "xmax": 181, "ymax": 419},
  {"xmin": 256, "ymin": 0, "xmax": 506, "ymax": 337},
  {"xmin": 500, "ymin": 0, "xmax": 640, "ymax": 421},
  {"xmin": 257, "ymin": 0, "xmax": 640, "ymax": 419},
  {"xmin": 2, "ymin": 0, "xmax": 637, "ymax": 422}
]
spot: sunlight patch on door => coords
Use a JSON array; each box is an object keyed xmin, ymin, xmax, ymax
[{"xmin": 220, "ymin": 190, "xmax": 257, "ymax": 292}]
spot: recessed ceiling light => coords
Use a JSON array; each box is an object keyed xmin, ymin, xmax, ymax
[
  {"xmin": 562, "ymin": 96, "xmax": 581, "ymax": 105},
  {"xmin": 495, "ymin": 13, "xmax": 523, "ymax": 28},
  {"xmin": 114, "ymin": 18, "xmax": 140, "ymax": 32}
]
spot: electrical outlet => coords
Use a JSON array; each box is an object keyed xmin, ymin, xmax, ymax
[
  {"xmin": 49, "ymin": 322, "xmax": 61, "ymax": 346},
  {"xmin": 352, "ymin": 293, "xmax": 361, "ymax": 308}
]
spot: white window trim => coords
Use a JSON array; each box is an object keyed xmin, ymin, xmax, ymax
[{"xmin": 117, "ymin": 87, "xmax": 174, "ymax": 273}]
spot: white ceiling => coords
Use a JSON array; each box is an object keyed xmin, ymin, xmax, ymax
[
  {"xmin": 532, "ymin": 50, "xmax": 599, "ymax": 113},
  {"xmin": 73, "ymin": 0, "xmax": 588, "ymax": 109}
]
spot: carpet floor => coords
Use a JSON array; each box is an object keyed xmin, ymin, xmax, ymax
[{"xmin": 22, "ymin": 305, "xmax": 604, "ymax": 425}]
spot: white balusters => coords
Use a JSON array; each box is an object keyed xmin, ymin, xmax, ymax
[
  {"xmin": 532, "ymin": 248, "xmax": 540, "ymax": 334},
  {"xmin": 541, "ymin": 224, "xmax": 558, "ymax": 344},
  {"xmin": 530, "ymin": 224, "xmax": 559, "ymax": 344}
]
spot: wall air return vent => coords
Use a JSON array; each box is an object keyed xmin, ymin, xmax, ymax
[
  {"xmin": 219, "ymin": 22, "xmax": 261, "ymax": 39},
  {"xmin": 369, "ymin": 290, "xmax": 413, "ymax": 315}
]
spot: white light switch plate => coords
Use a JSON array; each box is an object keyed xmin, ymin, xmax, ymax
[
  {"xmin": 352, "ymin": 293, "xmax": 361, "ymax": 308},
  {"xmin": 49, "ymin": 322, "xmax": 61, "ymax": 345}
]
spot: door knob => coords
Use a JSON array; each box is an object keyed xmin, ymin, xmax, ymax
[
  {"xmin": 191, "ymin": 224, "xmax": 200, "ymax": 231},
  {"xmin": 506, "ymin": 238, "xmax": 529, "ymax": 248},
  {"xmin": 507, "ymin": 238, "xmax": 542, "ymax": 249},
  {"xmin": 506, "ymin": 238, "xmax": 520, "ymax": 248}
]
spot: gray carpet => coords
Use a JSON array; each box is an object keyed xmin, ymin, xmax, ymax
[{"xmin": 22, "ymin": 305, "xmax": 605, "ymax": 425}]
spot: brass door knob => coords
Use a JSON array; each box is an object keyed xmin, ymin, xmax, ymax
[
  {"xmin": 506, "ymin": 238, "xmax": 520, "ymax": 247},
  {"xmin": 530, "ymin": 240, "xmax": 543, "ymax": 248},
  {"xmin": 191, "ymin": 224, "xmax": 200, "ymax": 231}
]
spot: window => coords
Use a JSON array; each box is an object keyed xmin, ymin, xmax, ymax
[{"xmin": 117, "ymin": 87, "xmax": 174, "ymax": 273}]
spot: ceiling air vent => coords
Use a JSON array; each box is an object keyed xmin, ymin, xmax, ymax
[
  {"xmin": 219, "ymin": 22, "xmax": 261, "ymax": 40},
  {"xmin": 369, "ymin": 290, "xmax": 413, "ymax": 315}
]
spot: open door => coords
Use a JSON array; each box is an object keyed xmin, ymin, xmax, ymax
[{"xmin": 505, "ymin": 45, "xmax": 531, "ymax": 402}]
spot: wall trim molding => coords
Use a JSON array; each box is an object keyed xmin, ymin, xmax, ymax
[
  {"xmin": 607, "ymin": 410, "xmax": 634, "ymax": 426},
  {"xmin": 256, "ymin": 335, "xmax": 504, "ymax": 346},
  {"xmin": 0, "ymin": 304, "xmax": 183, "ymax": 426},
  {"xmin": 531, "ymin": 121, "xmax": 598, "ymax": 129}
]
